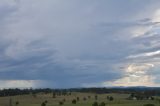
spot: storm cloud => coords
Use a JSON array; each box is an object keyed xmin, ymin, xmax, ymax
[{"xmin": 0, "ymin": 0, "xmax": 160, "ymax": 88}]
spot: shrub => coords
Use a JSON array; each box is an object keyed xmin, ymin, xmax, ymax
[
  {"xmin": 63, "ymin": 98, "xmax": 66, "ymax": 102},
  {"xmin": 130, "ymin": 93, "xmax": 135, "ymax": 98},
  {"xmin": 99, "ymin": 102, "xmax": 105, "ymax": 106},
  {"xmin": 83, "ymin": 97, "xmax": 87, "ymax": 101},
  {"xmin": 52, "ymin": 92, "xmax": 56, "ymax": 98},
  {"xmin": 76, "ymin": 97, "xmax": 79, "ymax": 101},
  {"xmin": 68, "ymin": 92, "xmax": 71, "ymax": 95},
  {"xmin": 143, "ymin": 104, "xmax": 155, "ymax": 106},
  {"xmin": 15, "ymin": 101, "xmax": 19, "ymax": 106},
  {"xmin": 44, "ymin": 100, "xmax": 48, "ymax": 104},
  {"xmin": 151, "ymin": 97, "xmax": 154, "ymax": 100},
  {"xmin": 92, "ymin": 101, "xmax": 98, "ymax": 106},
  {"xmin": 95, "ymin": 95, "xmax": 98, "ymax": 100},
  {"xmin": 72, "ymin": 99, "xmax": 77, "ymax": 104},
  {"xmin": 41, "ymin": 102, "xmax": 46, "ymax": 106},
  {"xmin": 59, "ymin": 101, "xmax": 64, "ymax": 105},
  {"xmin": 109, "ymin": 96, "xmax": 114, "ymax": 101},
  {"xmin": 88, "ymin": 96, "xmax": 91, "ymax": 99},
  {"xmin": 107, "ymin": 96, "xmax": 110, "ymax": 99}
]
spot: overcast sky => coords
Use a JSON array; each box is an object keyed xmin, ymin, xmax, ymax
[{"xmin": 0, "ymin": 0, "xmax": 160, "ymax": 88}]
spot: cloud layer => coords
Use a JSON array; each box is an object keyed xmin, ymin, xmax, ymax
[{"xmin": 0, "ymin": 0, "xmax": 160, "ymax": 88}]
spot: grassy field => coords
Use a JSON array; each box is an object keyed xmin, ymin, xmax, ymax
[{"xmin": 0, "ymin": 92, "xmax": 159, "ymax": 106}]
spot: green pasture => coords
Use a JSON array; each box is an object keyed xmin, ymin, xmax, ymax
[{"xmin": 0, "ymin": 92, "xmax": 159, "ymax": 106}]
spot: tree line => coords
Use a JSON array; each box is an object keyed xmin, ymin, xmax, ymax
[{"xmin": 0, "ymin": 87, "xmax": 160, "ymax": 97}]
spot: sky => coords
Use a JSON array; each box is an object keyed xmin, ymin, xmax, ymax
[{"xmin": 0, "ymin": 0, "xmax": 160, "ymax": 88}]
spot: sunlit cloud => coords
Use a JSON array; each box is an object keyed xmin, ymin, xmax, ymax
[
  {"xmin": 127, "ymin": 50, "xmax": 160, "ymax": 59},
  {"xmin": 102, "ymin": 63, "xmax": 158, "ymax": 87},
  {"xmin": 106, "ymin": 75, "xmax": 157, "ymax": 87},
  {"xmin": 152, "ymin": 9, "xmax": 160, "ymax": 23}
]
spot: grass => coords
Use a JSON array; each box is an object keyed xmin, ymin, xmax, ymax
[{"xmin": 0, "ymin": 92, "xmax": 159, "ymax": 106}]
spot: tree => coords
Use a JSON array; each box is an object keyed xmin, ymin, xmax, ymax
[
  {"xmin": 15, "ymin": 101, "xmax": 19, "ymax": 106},
  {"xmin": 95, "ymin": 95, "xmax": 98, "ymax": 100},
  {"xmin": 88, "ymin": 96, "xmax": 91, "ymax": 99},
  {"xmin": 99, "ymin": 102, "xmax": 105, "ymax": 106},
  {"xmin": 107, "ymin": 96, "xmax": 110, "ymax": 100},
  {"xmin": 41, "ymin": 102, "xmax": 46, "ymax": 106},
  {"xmin": 130, "ymin": 93, "xmax": 135, "ymax": 98},
  {"xmin": 59, "ymin": 101, "xmax": 64, "ymax": 105},
  {"xmin": 68, "ymin": 92, "xmax": 72, "ymax": 95},
  {"xmin": 52, "ymin": 92, "xmax": 56, "ymax": 98},
  {"xmin": 76, "ymin": 97, "xmax": 79, "ymax": 101},
  {"xmin": 83, "ymin": 97, "xmax": 87, "ymax": 101},
  {"xmin": 72, "ymin": 99, "xmax": 76, "ymax": 104},
  {"xmin": 109, "ymin": 96, "xmax": 114, "ymax": 101},
  {"xmin": 44, "ymin": 100, "xmax": 48, "ymax": 104},
  {"xmin": 151, "ymin": 97, "xmax": 154, "ymax": 100},
  {"xmin": 92, "ymin": 101, "xmax": 98, "ymax": 106},
  {"xmin": 63, "ymin": 98, "xmax": 66, "ymax": 102}
]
